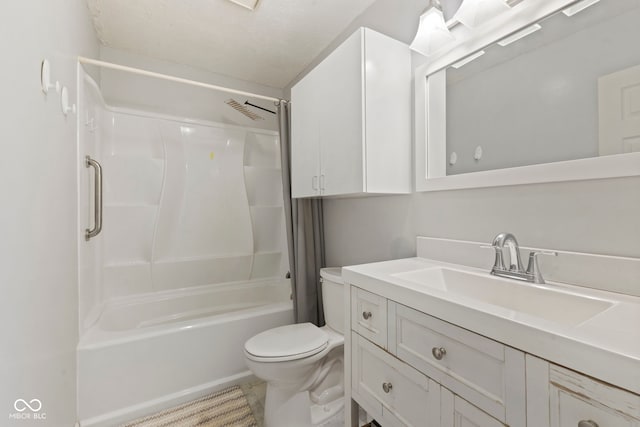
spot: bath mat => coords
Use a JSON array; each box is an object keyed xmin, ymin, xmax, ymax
[{"xmin": 122, "ymin": 386, "xmax": 258, "ymax": 427}]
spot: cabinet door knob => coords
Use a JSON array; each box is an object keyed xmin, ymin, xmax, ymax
[
  {"xmin": 432, "ymin": 347, "xmax": 447, "ymax": 360},
  {"xmin": 362, "ymin": 311, "xmax": 372, "ymax": 320},
  {"xmin": 382, "ymin": 382, "xmax": 393, "ymax": 393},
  {"xmin": 578, "ymin": 421, "xmax": 598, "ymax": 427}
]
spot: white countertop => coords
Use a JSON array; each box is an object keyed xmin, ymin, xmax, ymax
[{"xmin": 343, "ymin": 257, "xmax": 640, "ymax": 395}]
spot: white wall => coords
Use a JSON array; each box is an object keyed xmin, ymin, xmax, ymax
[
  {"xmin": 0, "ymin": 2, "xmax": 98, "ymax": 426},
  {"xmin": 286, "ymin": 0, "xmax": 640, "ymax": 282},
  {"xmin": 324, "ymin": 177, "xmax": 640, "ymax": 267}
]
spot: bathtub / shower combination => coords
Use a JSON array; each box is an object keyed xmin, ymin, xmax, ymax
[
  {"xmin": 77, "ymin": 68, "xmax": 293, "ymax": 425},
  {"xmin": 78, "ymin": 279, "xmax": 292, "ymax": 426}
]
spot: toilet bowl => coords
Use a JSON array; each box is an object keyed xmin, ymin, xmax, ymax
[{"xmin": 244, "ymin": 268, "xmax": 345, "ymax": 427}]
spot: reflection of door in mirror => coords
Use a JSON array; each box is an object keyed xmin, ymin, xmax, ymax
[{"xmin": 598, "ymin": 64, "xmax": 640, "ymax": 155}]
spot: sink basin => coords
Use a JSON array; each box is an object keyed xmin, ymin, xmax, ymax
[{"xmin": 392, "ymin": 268, "xmax": 613, "ymax": 326}]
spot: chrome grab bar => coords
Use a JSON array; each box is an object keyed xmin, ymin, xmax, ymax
[{"xmin": 85, "ymin": 155, "xmax": 103, "ymax": 240}]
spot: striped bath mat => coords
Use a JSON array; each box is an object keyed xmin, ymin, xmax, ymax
[{"xmin": 122, "ymin": 386, "xmax": 258, "ymax": 427}]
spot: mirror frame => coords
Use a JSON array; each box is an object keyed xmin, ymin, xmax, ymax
[{"xmin": 414, "ymin": 0, "xmax": 640, "ymax": 192}]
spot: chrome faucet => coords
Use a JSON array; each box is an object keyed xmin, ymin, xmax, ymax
[{"xmin": 483, "ymin": 233, "xmax": 557, "ymax": 284}]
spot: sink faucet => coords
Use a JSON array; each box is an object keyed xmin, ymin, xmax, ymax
[{"xmin": 483, "ymin": 233, "xmax": 557, "ymax": 284}]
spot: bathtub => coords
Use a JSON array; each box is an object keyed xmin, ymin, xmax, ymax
[{"xmin": 77, "ymin": 279, "xmax": 293, "ymax": 427}]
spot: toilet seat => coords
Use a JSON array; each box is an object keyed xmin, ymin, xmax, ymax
[{"xmin": 244, "ymin": 323, "xmax": 329, "ymax": 362}]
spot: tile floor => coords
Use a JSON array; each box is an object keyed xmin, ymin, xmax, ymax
[{"xmin": 239, "ymin": 380, "xmax": 267, "ymax": 427}]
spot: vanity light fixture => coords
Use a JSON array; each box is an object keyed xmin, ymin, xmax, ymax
[
  {"xmin": 497, "ymin": 23, "xmax": 542, "ymax": 46},
  {"xmin": 451, "ymin": 49, "xmax": 486, "ymax": 68},
  {"xmin": 562, "ymin": 0, "xmax": 600, "ymax": 17},
  {"xmin": 410, "ymin": 0, "xmax": 455, "ymax": 57},
  {"xmin": 453, "ymin": 0, "xmax": 510, "ymax": 28}
]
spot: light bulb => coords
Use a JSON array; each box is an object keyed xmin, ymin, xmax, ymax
[{"xmin": 453, "ymin": 0, "xmax": 510, "ymax": 28}]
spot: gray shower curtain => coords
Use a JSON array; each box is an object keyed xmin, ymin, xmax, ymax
[{"xmin": 276, "ymin": 100, "xmax": 326, "ymax": 326}]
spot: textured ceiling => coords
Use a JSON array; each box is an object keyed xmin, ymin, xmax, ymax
[{"xmin": 86, "ymin": 0, "xmax": 377, "ymax": 89}]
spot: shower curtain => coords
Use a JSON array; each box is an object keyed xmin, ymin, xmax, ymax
[{"xmin": 277, "ymin": 101, "xmax": 326, "ymax": 326}]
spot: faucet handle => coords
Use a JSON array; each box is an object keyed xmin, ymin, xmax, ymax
[
  {"xmin": 526, "ymin": 250, "xmax": 558, "ymax": 284},
  {"xmin": 530, "ymin": 250, "xmax": 558, "ymax": 257},
  {"xmin": 481, "ymin": 244, "xmax": 506, "ymax": 271}
]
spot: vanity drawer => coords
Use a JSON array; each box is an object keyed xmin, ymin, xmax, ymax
[
  {"xmin": 550, "ymin": 364, "xmax": 640, "ymax": 427},
  {"xmin": 390, "ymin": 302, "xmax": 525, "ymax": 423},
  {"xmin": 351, "ymin": 332, "xmax": 440, "ymax": 427},
  {"xmin": 351, "ymin": 286, "xmax": 387, "ymax": 348}
]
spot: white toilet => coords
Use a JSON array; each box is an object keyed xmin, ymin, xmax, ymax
[{"xmin": 244, "ymin": 268, "xmax": 345, "ymax": 427}]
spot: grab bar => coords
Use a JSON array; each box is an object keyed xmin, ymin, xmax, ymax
[{"xmin": 85, "ymin": 155, "xmax": 103, "ymax": 240}]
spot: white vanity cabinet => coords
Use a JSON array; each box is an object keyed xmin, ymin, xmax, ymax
[
  {"xmin": 290, "ymin": 27, "xmax": 411, "ymax": 198},
  {"xmin": 343, "ymin": 247, "xmax": 640, "ymax": 427},
  {"xmin": 527, "ymin": 356, "xmax": 640, "ymax": 427},
  {"xmin": 347, "ymin": 281, "xmax": 640, "ymax": 427},
  {"xmin": 347, "ymin": 286, "xmax": 525, "ymax": 427}
]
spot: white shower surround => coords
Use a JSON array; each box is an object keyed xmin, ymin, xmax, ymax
[
  {"xmin": 77, "ymin": 69, "xmax": 292, "ymax": 424},
  {"xmin": 79, "ymin": 69, "xmax": 289, "ymax": 321}
]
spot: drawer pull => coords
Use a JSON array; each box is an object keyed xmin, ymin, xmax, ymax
[
  {"xmin": 362, "ymin": 311, "xmax": 372, "ymax": 320},
  {"xmin": 382, "ymin": 382, "xmax": 393, "ymax": 393},
  {"xmin": 432, "ymin": 347, "xmax": 447, "ymax": 360},
  {"xmin": 578, "ymin": 421, "xmax": 598, "ymax": 427}
]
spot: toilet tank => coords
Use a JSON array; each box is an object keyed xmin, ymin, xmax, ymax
[{"xmin": 320, "ymin": 268, "xmax": 344, "ymax": 334}]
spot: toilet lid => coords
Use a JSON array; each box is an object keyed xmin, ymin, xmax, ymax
[{"xmin": 244, "ymin": 323, "xmax": 328, "ymax": 362}]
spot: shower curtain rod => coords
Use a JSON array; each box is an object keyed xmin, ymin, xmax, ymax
[{"xmin": 78, "ymin": 57, "xmax": 286, "ymax": 104}]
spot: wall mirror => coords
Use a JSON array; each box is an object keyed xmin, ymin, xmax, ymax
[{"xmin": 415, "ymin": 0, "xmax": 640, "ymax": 191}]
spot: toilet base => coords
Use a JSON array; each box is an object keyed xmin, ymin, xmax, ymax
[
  {"xmin": 311, "ymin": 396, "xmax": 344, "ymax": 427},
  {"xmin": 264, "ymin": 383, "xmax": 344, "ymax": 427}
]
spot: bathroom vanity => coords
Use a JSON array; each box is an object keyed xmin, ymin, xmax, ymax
[{"xmin": 343, "ymin": 239, "xmax": 640, "ymax": 427}]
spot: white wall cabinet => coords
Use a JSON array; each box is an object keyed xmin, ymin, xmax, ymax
[{"xmin": 291, "ymin": 27, "xmax": 411, "ymax": 198}]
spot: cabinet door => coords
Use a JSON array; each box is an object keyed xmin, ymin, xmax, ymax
[
  {"xmin": 351, "ymin": 333, "xmax": 440, "ymax": 427},
  {"xmin": 549, "ymin": 364, "xmax": 640, "ymax": 427},
  {"xmin": 316, "ymin": 28, "xmax": 364, "ymax": 196},
  {"xmin": 441, "ymin": 388, "xmax": 507, "ymax": 427},
  {"xmin": 291, "ymin": 67, "xmax": 320, "ymax": 198},
  {"xmin": 363, "ymin": 28, "xmax": 411, "ymax": 194}
]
